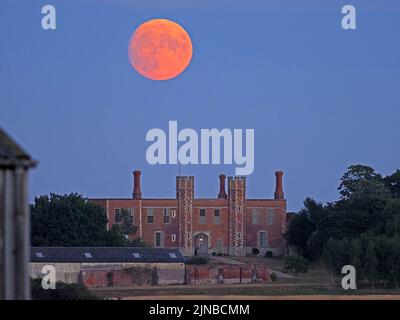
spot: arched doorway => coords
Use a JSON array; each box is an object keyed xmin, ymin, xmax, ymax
[{"xmin": 194, "ymin": 233, "xmax": 209, "ymax": 255}]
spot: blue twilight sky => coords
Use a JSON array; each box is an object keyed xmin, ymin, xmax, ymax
[{"xmin": 1, "ymin": 0, "xmax": 399, "ymax": 211}]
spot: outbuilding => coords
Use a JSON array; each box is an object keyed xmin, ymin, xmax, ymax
[{"xmin": 30, "ymin": 247, "xmax": 185, "ymax": 287}]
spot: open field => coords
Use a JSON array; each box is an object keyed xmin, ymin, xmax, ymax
[{"xmin": 90, "ymin": 283, "xmax": 400, "ymax": 299}]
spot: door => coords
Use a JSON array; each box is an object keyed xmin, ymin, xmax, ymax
[
  {"xmin": 194, "ymin": 233, "xmax": 209, "ymax": 255},
  {"xmin": 217, "ymin": 239, "xmax": 223, "ymax": 254}
]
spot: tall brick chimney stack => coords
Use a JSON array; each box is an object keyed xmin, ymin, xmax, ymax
[
  {"xmin": 274, "ymin": 170, "xmax": 284, "ymax": 200},
  {"xmin": 132, "ymin": 170, "xmax": 142, "ymax": 199},
  {"xmin": 218, "ymin": 174, "xmax": 227, "ymax": 199}
]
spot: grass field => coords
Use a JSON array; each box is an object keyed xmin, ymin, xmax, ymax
[{"xmin": 91, "ymin": 283, "xmax": 400, "ymax": 299}]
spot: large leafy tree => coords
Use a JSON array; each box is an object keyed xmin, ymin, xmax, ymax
[
  {"xmin": 384, "ymin": 170, "xmax": 400, "ymax": 198},
  {"xmin": 288, "ymin": 164, "xmax": 400, "ymax": 287},
  {"xmin": 381, "ymin": 198, "xmax": 400, "ymax": 236},
  {"xmin": 107, "ymin": 209, "xmax": 143, "ymax": 246},
  {"xmin": 294, "ymin": 165, "xmax": 395, "ymax": 261},
  {"xmin": 338, "ymin": 165, "xmax": 385, "ymax": 199},
  {"xmin": 285, "ymin": 198, "xmax": 326, "ymax": 259},
  {"xmin": 118, "ymin": 208, "xmax": 138, "ymax": 238},
  {"xmin": 31, "ymin": 193, "xmax": 127, "ymax": 247}
]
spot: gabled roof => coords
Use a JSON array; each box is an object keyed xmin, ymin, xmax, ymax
[
  {"xmin": 31, "ymin": 247, "xmax": 184, "ymax": 263},
  {"xmin": 0, "ymin": 127, "xmax": 36, "ymax": 168}
]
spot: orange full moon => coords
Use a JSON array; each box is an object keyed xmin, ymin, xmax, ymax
[{"xmin": 128, "ymin": 19, "xmax": 193, "ymax": 81}]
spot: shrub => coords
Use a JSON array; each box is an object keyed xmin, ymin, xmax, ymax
[
  {"xmin": 31, "ymin": 278, "xmax": 97, "ymax": 300},
  {"xmin": 283, "ymin": 255, "xmax": 309, "ymax": 275},
  {"xmin": 270, "ymin": 272, "xmax": 278, "ymax": 281},
  {"xmin": 251, "ymin": 248, "xmax": 260, "ymax": 255},
  {"xmin": 265, "ymin": 251, "xmax": 273, "ymax": 258},
  {"xmin": 185, "ymin": 256, "xmax": 210, "ymax": 265}
]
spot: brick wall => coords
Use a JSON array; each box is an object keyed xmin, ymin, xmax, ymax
[
  {"xmin": 89, "ymin": 172, "xmax": 287, "ymax": 256},
  {"xmin": 185, "ymin": 264, "xmax": 270, "ymax": 285},
  {"xmin": 31, "ymin": 262, "xmax": 185, "ymax": 288}
]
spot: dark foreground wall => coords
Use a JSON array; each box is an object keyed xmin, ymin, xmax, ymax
[{"xmin": 185, "ymin": 264, "xmax": 270, "ymax": 285}]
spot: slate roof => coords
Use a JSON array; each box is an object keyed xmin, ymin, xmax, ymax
[
  {"xmin": 0, "ymin": 127, "xmax": 36, "ymax": 168},
  {"xmin": 31, "ymin": 247, "xmax": 184, "ymax": 263}
]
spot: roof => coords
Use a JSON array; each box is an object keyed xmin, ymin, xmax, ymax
[
  {"xmin": 0, "ymin": 127, "xmax": 37, "ymax": 168},
  {"xmin": 31, "ymin": 247, "xmax": 184, "ymax": 263}
]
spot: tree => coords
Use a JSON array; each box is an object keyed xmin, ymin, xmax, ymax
[
  {"xmin": 322, "ymin": 238, "xmax": 352, "ymax": 275},
  {"xmin": 285, "ymin": 211, "xmax": 314, "ymax": 252},
  {"xmin": 382, "ymin": 199, "xmax": 400, "ymax": 236},
  {"xmin": 119, "ymin": 208, "xmax": 138, "ymax": 239},
  {"xmin": 106, "ymin": 225, "xmax": 131, "ymax": 247},
  {"xmin": 31, "ymin": 278, "xmax": 97, "ymax": 300},
  {"xmin": 338, "ymin": 165, "xmax": 384, "ymax": 199},
  {"xmin": 285, "ymin": 198, "xmax": 326, "ymax": 259},
  {"xmin": 374, "ymin": 235, "xmax": 400, "ymax": 288},
  {"xmin": 287, "ymin": 165, "xmax": 400, "ymax": 288},
  {"xmin": 31, "ymin": 193, "xmax": 128, "ymax": 247},
  {"xmin": 283, "ymin": 256, "xmax": 309, "ymax": 275},
  {"xmin": 364, "ymin": 238, "xmax": 378, "ymax": 288},
  {"xmin": 384, "ymin": 170, "xmax": 400, "ymax": 198}
]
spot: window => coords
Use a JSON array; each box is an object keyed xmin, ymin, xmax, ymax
[
  {"xmin": 169, "ymin": 252, "xmax": 177, "ymax": 259},
  {"xmin": 115, "ymin": 208, "xmax": 133, "ymax": 224},
  {"xmin": 132, "ymin": 252, "xmax": 140, "ymax": 258},
  {"xmin": 199, "ymin": 209, "xmax": 206, "ymax": 224},
  {"xmin": 147, "ymin": 208, "xmax": 154, "ymax": 224},
  {"xmin": 171, "ymin": 234, "xmax": 176, "ymax": 242},
  {"xmin": 84, "ymin": 252, "xmax": 92, "ymax": 258},
  {"xmin": 155, "ymin": 231, "xmax": 163, "ymax": 247},
  {"xmin": 35, "ymin": 252, "xmax": 43, "ymax": 258},
  {"xmin": 252, "ymin": 208, "xmax": 259, "ymax": 225},
  {"xmin": 127, "ymin": 208, "xmax": 133, "ymax": 224},
  {"xmin": 267, "ymin": 208, "xmax": 275, "ymax": 225},
  {"xmin": 214, "ymin": 209, "xmax": 221, "ymax": 224},
  {"xmin": 259, "ymin": 231, "xmax": 268, "ymax": 248},
  {"xmin": 163, "ymin": 209, "xmax": 170, "ymax": 224},
  {"xmin": 171, "ymin": 209, "xmax": 176, "ymax": 218},
  {"xmin": 115, "ymin": 208, "xmax": 121, "ymax": 223}
]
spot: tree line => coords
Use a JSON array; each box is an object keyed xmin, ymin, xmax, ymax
[
  {"xmin": 31, "ymin": 193, "xmax": 146, "ymax": 247},
  {"xmin": 286, "ymin": 165, "xmax": 400, "ymax": 287}
]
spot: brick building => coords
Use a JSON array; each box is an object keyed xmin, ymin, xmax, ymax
[
  {"xmin": 90, "ymin": 170, "xmax": 287, "ymax": 257},
  {"xmin": 30, "ymin": 247, "xmax": 185, "ymax": 287}
]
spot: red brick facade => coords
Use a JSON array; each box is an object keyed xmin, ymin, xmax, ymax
[{"xmin": 90, "ymin": 171, "xmax": 287, "ymax": 256}]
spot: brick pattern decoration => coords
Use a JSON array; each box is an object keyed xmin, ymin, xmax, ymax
[
  {"xmin": 185, "ymin": 264, "xmax": 270, "ymax": 285},
  {"xmin": 81, "ymin": 264, "xmax": 185, "ymax": 287},
  {"xmin": 228, "ymin": 177, "xmax": 246, "ymax": 253},
  {"xmin": 177, "ymin": 176, "xmax": 194, "ymax": 249}
]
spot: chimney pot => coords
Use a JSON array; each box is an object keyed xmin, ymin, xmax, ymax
[
  {"xmin": 218, "ymin": 174, "xmax": 227, "ymax": 199},
  {"xmin": 274, "ymin": 170, "xmax": 284, "ymax": 200},
  {"xmin": 132, "ymin": 170, "xmax": 142, "ymax": 199}
]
